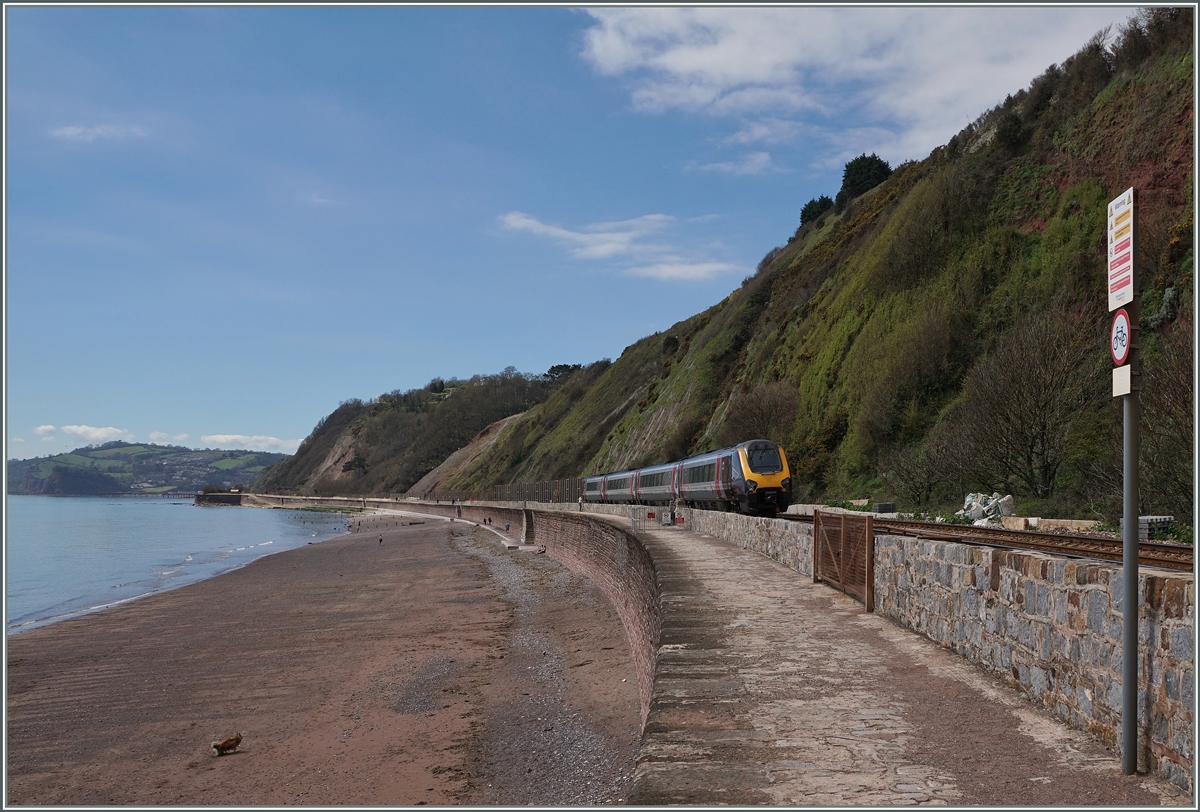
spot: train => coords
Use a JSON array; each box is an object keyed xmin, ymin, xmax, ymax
[{"xmin": 581, "ymin": 439, "xmax": 792, "ymax": 516}]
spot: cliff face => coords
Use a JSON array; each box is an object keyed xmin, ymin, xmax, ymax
[
  {"xmin": 442, "ymin": 24, "xmax": 1193, "ymax": 519},
  {"xmin": 260, "ymin": 14, "xmax": 1193, "ymax": 521}
]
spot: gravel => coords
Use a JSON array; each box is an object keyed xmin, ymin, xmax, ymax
[{"xmin": 449, "ymin": 527, "xmax": 638, "ymax": 805}]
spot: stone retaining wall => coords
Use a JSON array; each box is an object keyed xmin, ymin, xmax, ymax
[
  {"xmin": 873, "ymin": 535, "xmax": 1194, "ymax": 790},
  {"xmin": 682, "ymin": 508, "xmax": 813, "ymax": 576}
]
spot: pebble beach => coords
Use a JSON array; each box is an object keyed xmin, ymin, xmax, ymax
[{"xmin": 6, "ymin": 513, "xmax": 641, "ymax": 805}]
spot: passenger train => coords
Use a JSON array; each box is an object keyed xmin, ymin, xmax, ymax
[{"xmin": 582, "ymin": 439, "xmax": 792, "ymax": 516}]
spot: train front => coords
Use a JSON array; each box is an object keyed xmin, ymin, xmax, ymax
[{"xmin": 734, "ymin": 440, "xmax": 792, "ymax": 515}]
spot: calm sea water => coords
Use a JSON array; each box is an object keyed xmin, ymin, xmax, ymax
[{"xmin": 5, "ymin": 495, "xmax": 349, "ymax": 635}]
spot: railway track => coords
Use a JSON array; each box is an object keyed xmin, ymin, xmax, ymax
[{"xmin": 777, "ymin": 513, "xmax": 1193, "ymax": 572}]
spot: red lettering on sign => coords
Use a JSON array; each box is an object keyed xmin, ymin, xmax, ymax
[
  {"xmin": 1111, "ymin": 275, "xmax": 1131, "ymax": 291},
  {"xmin": 1109, "ymin": 250, "xmax": 1131, "ymax": 269},
  {"xmin": 1112, "ymin": 237, "xmax": 1131, "ymax": 254}
]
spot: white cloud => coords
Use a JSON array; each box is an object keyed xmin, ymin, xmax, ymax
[
  {"xmin": 42, "ymin": 436, "xmax": 56, "ymax": 442},
  {"xmin": 582, "ymin": 7, "xmax": 1138, "ymax": 162},
  {"xmin": 33, "ymin": 425, "xmax": 56, "ymax": 436},
  {"xmin": 12, "ymin": 437, "xmax": 25, "ymax": 443},
  {"xmin": 723, "ymin": 118, "xmax": 803, "ymax": 146},
  {"xmin": 201, "ymin": 434, "xmax": 301, "ymax": 454},
  {"xmin": 695, "ymin": 151, "xmax": 774, "ymax": 175},
  {"xmin": 500, "ymin": 211, "xmax": 742, "ymax": 282},
  {"xmin": 627, "ymin": 261, "xmax": 740, "ymax": 281},
  {"xmin": 50, "ymin": 124, "xmax": 147, "ymax": 143},
  {"xmin": 500, "ymin": 211, "xmax": 672, "ymax": 259},
  {"xmin": 61, "ymin": 425, "xmax": 133, "ymax": 443},
  {"xmin": 149, "ymin": 432, "xmax": 189, "ymax": 443}
]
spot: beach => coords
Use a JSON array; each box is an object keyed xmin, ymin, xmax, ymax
[{"xmin": 6, "ymin": 514, "xmax": 641, "ymax": 805}]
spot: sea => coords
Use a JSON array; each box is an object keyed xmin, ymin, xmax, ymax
[{"xmin": 5, "ymin": 495, "xmax": 350, "ymax": 635}]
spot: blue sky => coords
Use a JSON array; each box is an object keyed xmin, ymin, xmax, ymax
[{"xmin": 5, "ymin": 5, "xmax": 1140, "ymax": 459}]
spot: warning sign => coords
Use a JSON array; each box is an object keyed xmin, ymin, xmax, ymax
[{"xmin": 1107, "ymin": 188, "xmax": 1134, "ymax": 311}]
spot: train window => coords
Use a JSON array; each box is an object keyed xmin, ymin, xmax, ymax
[
  {"xmin": 609, "ymin": 477, "xmax": 630, "ymax": 490},
  {"xmin": 685, "ymin": 463, "xmax": 715, "ymax": 484},
  {"xmin": 641, "ymin": 472, "xmax": 665, "ymax": 488},
  {"xmin": 585, "ymin": 481, "xmax": 600, "ymax": 491},
  {"xmin": 746, "ymin": 447, "xmax": 782, "ymax": 473}
]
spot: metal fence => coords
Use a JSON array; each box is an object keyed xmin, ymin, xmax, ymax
[
  {"xmin": 492, "ymin": 478, "xmax": 584, "ymax": 503},
  {"xmin": 417, "ymin": 478, "xmax": 584, "ymax": 504},
  {"xmin": 813, "ymin": 510, "xmax": 875, "ymax": 612}
]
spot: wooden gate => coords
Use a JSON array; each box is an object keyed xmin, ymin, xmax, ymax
[{"xmin": 812, "ymin": 510, "xmax": 875, "ymax": 611}]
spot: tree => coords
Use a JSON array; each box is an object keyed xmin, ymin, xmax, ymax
[
  {"xmin": 879, "ymin": 429, "xmax": 955, "ymax": 508},
  {"xmin": 839, "ymin": 153, "xmax": 892, "ymax": 200},
  {"xmin": 800, "ymin": 195, "xmax": 834, "ymax": 227},
  {"xmin": 1140, "ymin": 309, "xmax": 1194, "ymax": 522},
  {"xmin": 719, "ymin": 381, "xmax": 798, "ymax": 447},
  {"xmin": 545, "ymin": 364, "xmax": 582, "ymax": 384},
  {"xmin": 939, "ymin": 306, "xmax": 1107, "ymax": 497}
]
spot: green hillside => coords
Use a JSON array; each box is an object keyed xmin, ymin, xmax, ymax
[
  {"xmin": 253, "ymin": 367, "xmax": 578, "ymax": 496},
  {"xmin": 7, "ymin": 442, "xmax": 287, "ymax": 495},
  {"xmin": 257, "ymin": 11, "xmax": 1194, "ymax": 523}
]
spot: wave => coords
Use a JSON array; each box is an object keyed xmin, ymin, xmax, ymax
[{"xmin": 7, "ymin": 589, "xmax": 161, "ymax": 633}]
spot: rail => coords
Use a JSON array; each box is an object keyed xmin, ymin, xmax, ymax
[{"xmin": 779, "ymin": 514, "xmax": 1193, "ymax": 572}]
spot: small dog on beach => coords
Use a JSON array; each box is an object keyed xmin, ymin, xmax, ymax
[{"xmin": 211, "ymin": 732, "xmax": 243, "ymax": 756}]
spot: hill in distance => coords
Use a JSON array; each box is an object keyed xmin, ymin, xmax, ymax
[
  {"xmin": 7, "ymin": 441, "xmax": 288, "ymax": 496},
  {"xmin": 256, "ymin": 10, "xmax": 1193, "ymax": 525}
]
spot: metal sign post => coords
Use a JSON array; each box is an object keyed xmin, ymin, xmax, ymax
[{"xmin": 1108, "ymin": 187, "xmax": 1139, "ymax": 775}]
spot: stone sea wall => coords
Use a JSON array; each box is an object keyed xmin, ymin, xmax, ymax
[
  {"xmin": 529, "ymin": 512, "xmax": 661, "ymax": 728},
  {"xmin": 872, "ymin": 535, "xmax": 1193, "ymax": 790},
  {"xmin": 381, "ymin": 499, "xmax": 662, "ymax": 728}
]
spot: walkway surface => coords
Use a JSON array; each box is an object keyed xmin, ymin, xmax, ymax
[{"xmin": 612, "ymin": 516, "xmax": 1189, "ymax": 806}]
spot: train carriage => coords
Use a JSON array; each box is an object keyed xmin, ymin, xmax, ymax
[{"xmin": 582, "ymin": 439, "xmax": 791, "ymax": 516}]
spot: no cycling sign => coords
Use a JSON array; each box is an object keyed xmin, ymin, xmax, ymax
[{"xmin": 1111, "ymin": 308, "xmax": 1131, "ymax": 366}]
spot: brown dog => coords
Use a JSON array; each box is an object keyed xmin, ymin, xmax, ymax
[{"xmin": 211, "ymin": 732, "xmax": 243, "ymax": 756}]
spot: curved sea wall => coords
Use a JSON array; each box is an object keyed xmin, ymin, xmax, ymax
[
  {"xmin": 412, "ymin": 503, "xmax": 661, "ymax": 727},
  {"xmin": 243, "ymin": 494, "xmax": 1192, "ymax": 790}
]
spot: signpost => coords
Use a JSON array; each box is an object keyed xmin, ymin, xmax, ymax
[{"xmin": 1108, "ymin": 187, "xmax": 1139, "ymax": 776}]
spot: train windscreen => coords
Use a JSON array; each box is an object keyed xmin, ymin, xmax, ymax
[{"xmin": 746, "ymin": 446, "xmax": 782, "ymax": 473}]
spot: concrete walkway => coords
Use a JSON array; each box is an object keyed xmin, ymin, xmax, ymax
[{"xmin": 615, "ymin": 517, "xmax": 1189, "ymax": 806}]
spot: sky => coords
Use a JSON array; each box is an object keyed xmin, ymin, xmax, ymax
[{"xmin": 5, "ymin": 4, "xmax": 1142, "ymax": 459}]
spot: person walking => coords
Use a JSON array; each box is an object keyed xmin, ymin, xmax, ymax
[
  {"xmin": 379, "ymin": 535, "xmax": 383, "ymax": 545},
  {"xmin": 577, "ymin": 496, "xmax": 583, "ymax": 512}
]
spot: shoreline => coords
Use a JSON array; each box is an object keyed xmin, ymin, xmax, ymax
[
  {"xmin": 6, "ymin": 513, "xmax": 641, "ymax": 805},
  {"xmin": 5, "ymin": 498, "xmax": 354, "ymax": 637}
]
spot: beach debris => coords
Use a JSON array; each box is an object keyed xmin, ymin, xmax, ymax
[
  {"xmin": 956, "ymin": 492, "xmax": 1014, "ymax": 524},
  {"xmin": 211, "ymin": 732, "xmax": 243, "ymax": 756}
]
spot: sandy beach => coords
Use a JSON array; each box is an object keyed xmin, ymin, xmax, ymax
[{"xmin": 6, "ymin": 513, "xmax": 641, "ymax": 805}]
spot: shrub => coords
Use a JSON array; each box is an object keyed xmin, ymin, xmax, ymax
[
  {"xmin": 800, "ymin": 195, "xmax": 834, "ymax": 227},
  {"xmin": 840, "ymin": 153, "xmax": 892, "ymax": 200}
]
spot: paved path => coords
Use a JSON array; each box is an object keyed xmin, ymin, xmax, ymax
[{"xmin": 618, "ymin": 518, "xmax": 1188, "ymax": 806}]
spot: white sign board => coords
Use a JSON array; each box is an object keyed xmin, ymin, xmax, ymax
[
  {"xmin": 1107, "ymin": 187, "xmax": 1134, "ymax": 311},
  {"xmin": 1113, "ymin": 364, "xmax": 1132, "ymax": 397}
]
